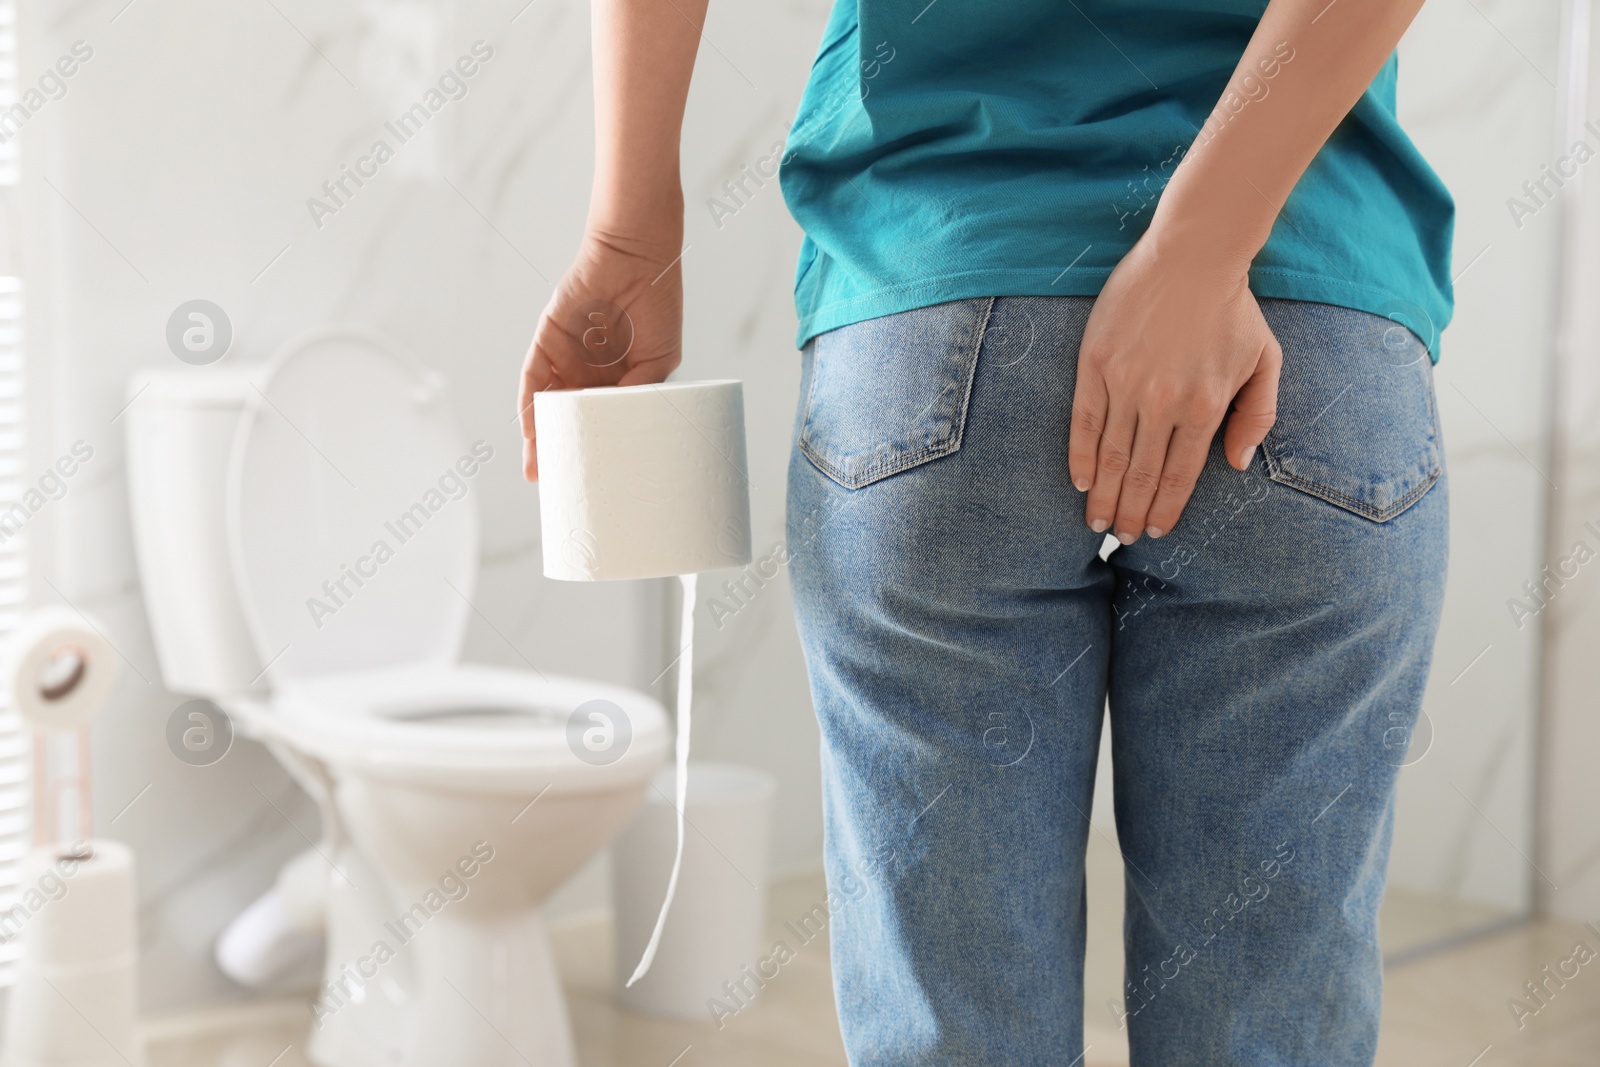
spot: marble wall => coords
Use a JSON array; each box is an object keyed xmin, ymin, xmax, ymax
[
  {"xmin": 1540, "ymin": 0, "xmax": 1600, "ymax": 925},
  {"xmin": 8, "ymin": 0, "xmax": 1593, "ymax": 1013},
  {"xmin": 1383, "ymin": 0, "xmax": 1562, "ymax": 916}
]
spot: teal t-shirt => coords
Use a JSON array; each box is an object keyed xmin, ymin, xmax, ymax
[{"xmin": 778, "ymin": 0, "xmax": 1455, "ymax": 359}]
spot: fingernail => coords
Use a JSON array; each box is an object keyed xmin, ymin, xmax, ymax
[
  {"xmin": 1239, "ymin": 445, "xmax": 1257, "ymax": 469},
  {"xmin": 1116, "ymin": 531, "xmax": 1137, "ymax": 545},
  {"xmin": 1146, "ymin": 525, "xmax": 1163, "ymax": 539},
  {"xmin": 1090, "ymin": 518, "xmax": 1109, "ymax": 533},
  {"xmin": 1074, "ymin": 478, "xmax": 1089, "ymax": 492}
]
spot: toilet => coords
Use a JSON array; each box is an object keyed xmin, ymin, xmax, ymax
[{"xmin": 124, "ymin": 326, "xmax": 669, "ymax": 1067}]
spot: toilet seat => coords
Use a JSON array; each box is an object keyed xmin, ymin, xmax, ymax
[{"xmin": 269, "ymin": 663, "xmax": 668, "ymax": 793}]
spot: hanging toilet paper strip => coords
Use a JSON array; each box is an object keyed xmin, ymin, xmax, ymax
[
  {"xmin": 626, "ymin": 572, "xmax": 697, "ymax": 987},
  {"xmin": 531, "ymin": 379, "xmax": 752, "ymax": 985}
]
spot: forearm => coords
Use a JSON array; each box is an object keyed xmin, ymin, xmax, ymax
[
  {"xmin": 588, "ymin": 0, "xmax": 707, "ymax": 244},
  {"xmin": 1150, "ymin": 0, "xmax": 1428, "ymax": 267}
]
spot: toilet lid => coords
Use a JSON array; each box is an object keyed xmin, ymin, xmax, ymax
[{"xmin": 227, "ymin": 327, "xmax": 477, "ymax": 683}]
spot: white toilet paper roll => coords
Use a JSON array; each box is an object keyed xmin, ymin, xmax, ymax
[
  {"xmin": 3, "ymin": 840, "xmax": 143, "ymax": 1067},
  {"xmin": 3, "ymin": 607, "xmax": 120, "ymax": 733},
  {"xmin": 14, "ymin": 842, "xmax": 137, "ymax": 967},
  {"xmin": 5, "ymin": 960, "xmax": 143, "ymax": 1066},
  {"xmin": 535, "ymin": 380, "xmax": 753, "ymax": 581}
]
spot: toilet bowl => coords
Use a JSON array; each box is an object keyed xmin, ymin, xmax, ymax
[{"xmin": 125, "ymin": 327, "xmax": 668, "ymax": 1067}]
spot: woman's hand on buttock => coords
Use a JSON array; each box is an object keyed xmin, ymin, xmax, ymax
[{"xmin": 1068, "ymin": 230, "xmax": 1282, "ymax": 543}]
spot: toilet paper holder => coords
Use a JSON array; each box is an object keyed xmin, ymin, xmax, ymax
[
  {"xmin": 3, "ymin": 606, "xmax": 121, "ymax": 855},
  {"xmin": 2, "ymin": 607, "xmax": 145, "ymax": 1067}
]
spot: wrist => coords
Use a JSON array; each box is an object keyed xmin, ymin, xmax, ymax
[
  {"xmin": 586, "ymin": 178, "xmax": 685, "ymax": 256},
  {"xmin": 1144, "ymin": 169, "xmax": 1274, "ymax": 274}
]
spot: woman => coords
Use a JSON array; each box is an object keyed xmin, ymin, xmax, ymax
[{"xmin": 519, "ymin": 0, "xmax": 1452, "ymax": 1062}]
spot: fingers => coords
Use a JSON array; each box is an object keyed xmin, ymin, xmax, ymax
[
  {"xmin": 1111, "ymin": 420, "xmax": 1172, "ymax": 544},
  {"xmin": 518, "ymin": 329, "xmax": 558, "ymax": 482},
  {"xmin": 1082, "ymin": 401, "xmax": 1136, "ymax": 535},
  {"xmin": 1223, "ymin": 336, "xmax": 1282, "ymax": 470},
  {"xmin": 1142, "ymin": 424, "xmax": 1213, "ymax": 538},
  {"xmin": 1073, "ymin": 316, "xmax": 1281, "ymax": 541},
  {"xmin": 615, "ymin": 350, "xmax": 681, "ymax": 387},
  {"xmin": 1067, "ymin": 366, "xmax": 1108, "ymax": 494},
  {"xmin": 519, "ymin": 313, "xmax": 681, "ymax": 482}
]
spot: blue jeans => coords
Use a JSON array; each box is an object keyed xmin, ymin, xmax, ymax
[{"xmin": 786, "ymin": 296, "xmax": 1448, "ymax": 1066}]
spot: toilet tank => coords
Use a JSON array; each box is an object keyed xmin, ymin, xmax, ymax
[{"xmin": 125, "ymin": 368, "xmax": 267, "ymax": 698}]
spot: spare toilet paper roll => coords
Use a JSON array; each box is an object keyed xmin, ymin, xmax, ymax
[
  {"xmin": 3, "ymin": 840, "xmax": 143, "ymax": 1067},
  {"xmin": 535, "ymin": 380, "xmax": 753, "ymax": 581},
  {"xmin": 3, "ymin": 607, "xmax": 120, "ymax": 733},
  {"xmin": 14, "ymin": 841, "xmax": 136, "ymax": 968}
]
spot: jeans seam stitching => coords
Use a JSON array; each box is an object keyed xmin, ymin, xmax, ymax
[
  {"xmin": 1265, "ymin": 462, "xmax": 1441, "ymax": 521},
  {"xmin": 799, "ymin": 339, "xmax": 825, "ymax": 458}
]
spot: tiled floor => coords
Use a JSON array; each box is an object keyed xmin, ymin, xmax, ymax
[{"xmin": 144, "ymin": 840, "xmax": 1599, "ymax": 1067}]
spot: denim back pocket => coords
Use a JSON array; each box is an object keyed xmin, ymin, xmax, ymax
[
  {"xmin": 799, "ymin": 298, "xmax": 994, "ymax": 489},
  {"xmin": 1258, "ymin": 307, "xmax": 1442, "ymax": 523}
]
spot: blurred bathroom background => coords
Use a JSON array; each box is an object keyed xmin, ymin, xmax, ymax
[{"xmin": 0, "ymin": 0, "xmax": 1598, "ymax": 1064}]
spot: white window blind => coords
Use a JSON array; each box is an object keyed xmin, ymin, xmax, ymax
[
  {"xmin": 0, "ymin": 0, "xmax": 15, "ymax": 185},
  {"xmin": 0, "ymin": 0, "xmax": 28, "ymax": 986},
  {"xmin": 0, "ymin": 279, "xmax": 22, "ymax": 987}
]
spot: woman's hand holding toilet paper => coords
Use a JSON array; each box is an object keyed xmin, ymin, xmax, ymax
[{"xmin": 518, "ymin": 230, "xmax": 684, "ymax": 481}]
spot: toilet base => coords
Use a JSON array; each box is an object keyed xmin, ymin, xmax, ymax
[
  {"xmin": 409, "ymin": 909, "xmax": 576, "ymax": 1067},
  {"xmin": 305, "ymin": 847, "xmax": 412, "ymax": 1067},
  {"xmin": 305, "ymin": 849, "xmax": 576, "ymax": 1067}
]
